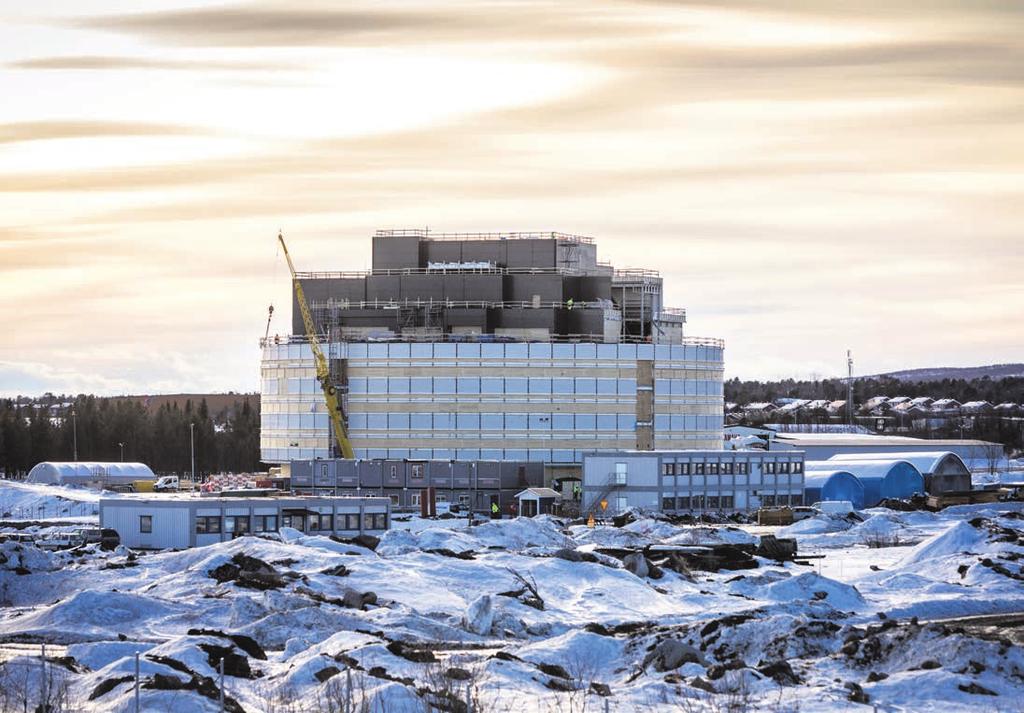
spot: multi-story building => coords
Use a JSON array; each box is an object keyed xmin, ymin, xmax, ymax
[
  {"xmin": 260, "ymin": 229, "xmax": 725, "ymax": 477},
  {"xmin": 581, "ymin": 450, "xmax": 806, "ymax": 515}
]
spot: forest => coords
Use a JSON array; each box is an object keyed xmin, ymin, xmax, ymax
[{"xmin": 0, "ymin": 394, "xmax": 261, "ymax": 477}]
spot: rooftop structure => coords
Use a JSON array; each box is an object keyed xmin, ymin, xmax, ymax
[
  {"xmin": 27, "ymin": 462, "xmax": 155, "ymax": 486},
  {"xmin": 261, "ymin": 230, "xmax": 725, "ymax": 468}
]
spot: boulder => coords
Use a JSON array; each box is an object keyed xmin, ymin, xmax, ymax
[
  {"xmin": 463, "ymin": 595, "xmax": 495, "ymax": 635},
  {"xmin": 644, "ymin": 639, "xmax": 703, "ymax": 672},
  {"xmin": 623, "ymin": 553, "xmax": 649, "ymax": 578}
]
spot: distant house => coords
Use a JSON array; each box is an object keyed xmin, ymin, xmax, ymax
[
  {"xmin": 995, "ymin": 402, "xmax": 1021, "ymax": 414},
  {"xmin": 744, "ymin": 402, "xmax": 777, "ymax": 415},
  {"xmin": 825, "ymin": 400, "xmax": 847, "ymax": 416},
  {"xmin": 862, "ymin": 396, "xmax": 890, "ymax": 411},
  {"xmin": 908, "ymin": 397, "xmax": 934, "ymax": 408},
  {"xmin": 886, "ymin": 396, "xmax": 911, "ymax": 408},
  {"xmin": 960, "ymin": 400, "xmax": 994, "ymax": 414},
  {"xmin": 932, "ymin": 398, "xmax": 962, "ymax": 411}
]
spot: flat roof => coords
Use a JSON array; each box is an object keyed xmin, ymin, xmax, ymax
[
  {"xmin": 772, "ymin": 434, "xmax": 999, "ymax": 447},
  {"xmin": 100, "ymin": 494, "xmax": 388, "ymax": 505}
]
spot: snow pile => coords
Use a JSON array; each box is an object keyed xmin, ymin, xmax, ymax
[{"xmin": 761, "ymin": 572, "xmax": 867, "ymax": 610}]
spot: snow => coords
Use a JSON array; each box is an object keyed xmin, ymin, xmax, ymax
[{"xmin": 2, "ymin": 480, "xmax": 1024, "ymax": 711}]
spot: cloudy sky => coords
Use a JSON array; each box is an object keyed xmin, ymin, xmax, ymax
[{"xmin": 1, "ymin": 1, "xmax": 1021, "ymax": 396}]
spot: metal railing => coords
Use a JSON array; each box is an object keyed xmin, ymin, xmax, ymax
[
  {"xmin": 294, "ymin": 266, "xmax": 608, "ymax": 278},
  {"xmin": 311, "ymin": 298, "xmax": 614, "ymax": 311},
  {"xmin": 374, "ymin": 229, "xmax": 595, "ymax": 244},
  {"xmin": 261, "ymin": 333, "xmax": 724, "ymax": 348}
]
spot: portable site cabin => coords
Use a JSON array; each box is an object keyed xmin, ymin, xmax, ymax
[
  {"xmin": 27, "ymin": 462, "xmax": 156, "ymax": 488},
  {"xmin": 100, "ymin": 495, "xmax": 390, "ymax": 549},
  {"xmin": 803, "ymin": 470, "xmax": 866, "ymax": 510},
  {"xmin": 515, "ymin": 488, "xmax": 561, "ymax": 517},
  {"xmin": 807, "ymin": 460, "xmax": 924, "ymax": 507},
  {"xmin": 828, "ymin": 451, "xmax": 971, "ymax": 494}
]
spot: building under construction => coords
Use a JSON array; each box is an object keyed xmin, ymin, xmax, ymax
[{"xmin": 260, "ymin": 229, "xmax": 724, "ymax": 474}]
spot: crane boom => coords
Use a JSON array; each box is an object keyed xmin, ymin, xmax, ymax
[{"xmin": 277, "ymin": 232, "xmax": 355, "ymax": 459}]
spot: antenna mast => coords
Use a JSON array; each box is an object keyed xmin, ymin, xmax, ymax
[{"xmin": 847, "ymin": 350, "xmax": 854, "ymax": 427}]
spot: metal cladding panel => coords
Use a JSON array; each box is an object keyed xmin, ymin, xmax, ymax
[
  {"xmin": 373, "ymin": 236, "xmax": 421, "ymax": 270},
  {"xmin": 400, "ymin": 274, "xmax": 445, "ymax": 301},
  {"xmin": 463, "ymin": 274, "xmax": 504, "ymax": 301},
  {"xmin": 290, "ymin": 460, "xmax": 313, "ymax": 486},
  {"xmin": 499, "ymin": 462, "xmax": 531, "ymax": 489},
  {"xmin": 332, "ymin": 308, "xmax": 398, "ymax": 329},
  {"xmin": 505, "ymin": 239, "xmax": 557, "ymax": 268},
  {"xmin": 441, "ymin": 275, "xmax": 465, "ymax": 301},
  {"xmin": 477, "ymin": 461, "xmax": 501, "ymax": 487},
  {"xmin": 337, "ymin": 459, "xmax": 359, "ymax": 486},
  {"xmin": 495, "ymin": 307, "xmax": 557, "ymax": 330},
  {"xmin": 460, "ymin": 240, "xmax": 507, "ymax": 266},
  {"xmin": 422, "ymin": 241, "xmax": 463, "ymax": 265},
  {"xmin": 313, "ymin": 460, "xmax": 336, "ymax": 487},
  {"xmin": 452, "ymin": 461, "xmax": 472, "ymax": 486},
  {"xmin": 359, "ymin": 460, "xmax": 383, "ymax": 487},
  {"xmin": 366, "ymin": 275, "xmax": 402, "ymax": 301},
  {"xmin": 505, "ymin": 274, "xmax": 564, "ymax": 302},
  {"xmin": 428, "ymin": 460, "xmax": 453, "ymax": 488},
  {"xmin": 564, "ymin": 308, "xmax": 606, "ymax": 336},
  {"xmin": 573, "ymin": 275, "xmax": 612, "ymax": 301},
  {"xmin": 444, "ymin": 308, "xmax": 487, "ymax": 328},
  {"xmin": 380, "ymin": 460, "xmax": 406, "ymax": 488}
]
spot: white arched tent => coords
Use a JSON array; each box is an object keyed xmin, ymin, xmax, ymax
[{"xmin": 27, "ymin": 462, "xmax": 156, "ymax": 486}]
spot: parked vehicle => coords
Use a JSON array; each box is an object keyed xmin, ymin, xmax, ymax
[
  {"xmin": 791, "ymin": 506, "xmax": 818, "ymax": 521},
  {"xmin": 154, "ymin": 475, "xmax": 179, "ymax": 492},
  {"xmin": 813, "ymin": 500, "xmax": 855, "ymax": 516}
]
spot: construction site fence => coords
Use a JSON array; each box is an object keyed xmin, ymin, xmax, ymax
[{"xmin": 261, "ymin": 334, "xmax": 724, "ymax": 348}]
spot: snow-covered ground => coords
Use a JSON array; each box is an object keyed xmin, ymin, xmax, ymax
[{"xmin": 1, "ymin": 482, "xmax": 1023, "ymax": 712}]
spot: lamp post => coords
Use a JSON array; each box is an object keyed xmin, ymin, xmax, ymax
[
  {"xmin": 190, "ymin": 422, "xmax": 196, "ymax": 483},
  {"xmin": 71, "ymin": 408, "xmax": 78, "ymax": 461},
  {"xmin": 118, "ymin": 442, "xmax": 125, "ymax": 462}
]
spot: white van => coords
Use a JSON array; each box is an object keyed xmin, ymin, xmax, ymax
[
  {"xmin": 154, "ymin": 475, "xmax": 179, "ymax": 492},
  {"xmin": 813, "ymin": 500, "xmax": 855, "ymax": 515}
]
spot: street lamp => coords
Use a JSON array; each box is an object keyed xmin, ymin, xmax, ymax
[
  {"xmin": 71, "ymin": 408, "xmax": 78, "ymax": 461},
  {"xmin": 118, "ymin": 442, "xmax": 125, "ymax": 462},
  {"xmin": 190, "ymin": 422, "xmax": 196, "ymax": 483}
]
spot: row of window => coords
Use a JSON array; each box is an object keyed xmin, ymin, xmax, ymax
[
  {"xmin": 191, "ymin": 512, "xmax": 388, "ymax": 535},
  {"xmin": 659, "ymin": 494, "xmax": 804, "ymax": 509},
  {"xmin": 660, "ymin": 461, "xmax": 803, "ymax": 475},
  {"xmin": 264, "ymin": 342, "xmax": 725, "ymax": 363}
]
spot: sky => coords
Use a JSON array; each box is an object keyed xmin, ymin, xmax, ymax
[{"xmin": 1, "ymin": 0, "xmax": 1022, "ymax": 396}]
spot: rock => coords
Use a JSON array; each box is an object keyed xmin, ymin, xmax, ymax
[
  {"xmin": 320, "ymin": 564, "xmax": 350, "ymax": 577},
  {"xmin": 958, "ymin": 682, "xmax": 997, "ymax": 696},
  {"xmin": 845, "ymin": 681, "xmax": 870, "ymax": 704},
  {"xmin": 353, "ymin": 534, "xmax": 380, "ymax": 551},
  {"xmin": 967, "ymin": 660, "xmax": 986, "ymax": 674},
  {"xmin": 341, "ymin": 588, "xmax": 378, "ymax": 610},
  {"xmin": 920, "ymin": 659, "xmax": 941, "ymax": 670},
  {"xmin": 545, "ymin": 678, "xmax": 576, "ymax": 692},
  {"xmin": 315, "ymin": 666, "xmax": 340, "ymax": 683},
  {"xmin": 208, "ymin": 553, "xmax": 285, "ymax": 590},
  {"xmin": 553, "ymin": 548, "xmax": 583, "ymax": 562},
  {"xmin": 187, "ymin": 629, "xmax": 267, "ymax": 660},
  {"xmin": 707, "ymin": 660, "xmax": 745, "ymax": 680},
  {"xmin": 757, "ymin": 660, "xmax": 801, "ymax": 686},
  {"xmin": 645, "ymin": 639, "xmax": 703, "ymax": 672},
  {"xmin": 426, "ymin": 548, "xmax": 476, "ymax": 560},
  {"xmin": 464, "ymin": 595, "xmax": 495, "ymax": 635},
  {"xmin": 590, "ymin": 681, "xmax": 612, "ymax": 696},
  {"xmin": 866, "ymin": 671, "xmax": 888, "ymax": 683},
  {"xmin": 444, "ymin": 667, "xmax": 472, "ymax": 681},
  {"xmin": 386, "ymin": 641, "xmax": 437, "ymax": 663},
  {"xmin": 88, "ymin": 676, "xmax": 133, "ymax": 700},
  {"xmin": 691, "ymin": 677, "xmax": 716, "ymax": 693},
  {"xmin": 148, "ymin": 673, "xmax": 188, "ymax": 690},
  {"xmin": 538, "ymin": 662, "xmax": 571, "ymax": 679},
  {"xmin": 623, "ymin": 553, "xmax": 649, "ymax": 578},
  {"xmin": 198, "ymin": 643, "xmax": 254, "ymax": 679}
]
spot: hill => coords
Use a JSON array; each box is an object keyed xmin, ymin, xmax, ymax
[{"xmin": 874, "ymin": 364, "xmax": 1024, "ymax": 382}]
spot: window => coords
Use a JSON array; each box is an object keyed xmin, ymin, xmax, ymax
[
  {"xmin": 139, "ymin": 515, "xmax": 152, "ymax": 533},
  {"xmin": 458, "ymin": 494, "xmax": 471, "ymax": 505},
  {"xmin": 678, "ymin": 496, "xmax": 691, "ymax": 509},
  {"xmin": 373, "ymin": 513, "xmax": 388, "ymax": 529},
  {"xmin": 389, "ymin": 494, "xmax": 400, "ymax": 505},
  {"xmin": 793, "ymin": 462, "xmax": 803, "ymax": 473},
  {"xmin": 195, "ymin": 516, "xmax": 221, "ymax": 534},
  {"xmin": 224, "ymin": 516, "xmax": 250, "ymax": 535},
  {"xmin": 762, "ymin": 495, "xmax": 776, "ymax": 506},
  {"xmin": 613, "ymin": 462, "xmax": 627, "ymax": 485},
  {"xmin": 342, "ymin": 513, "xmax": 361, "ymax": 530},
  {"xmin": 389, "ymin": 465, "xmax": 399, "ymax": 481},
  {"xmin": 721, "ymin": 496, "xmax": 734, "ymax": 509},
  {"xmin": 707, "ymin": 463, "xmax": 719, "ymax": 475},
  {"xmin": 254, "ymin": 515, "xmax": 278, "ymax": 532},
  {"xmin": 307, "ymin": 514, "xmax": 321, "ymax": 531},
  {"xmin": 320, "ymin": 514, "xmax": 333, "ymax": 531},
  {"xmin": 722, "ymin": 462, "xmax": 734, "ymax": 475},
  {"xmin": 694, "ymin": 463, "xmax": 706, "ymax": 475},
  {"xmin": 736, "ymin": 462, "xmax": 749, "ymax": 475},
  {"xmin": 410, "ymin": 464, "xmax": 425, "ymax": 480},
  {"xmin": 410, "ymin": 493, "xmax": 421, "ymax": 506},
  {"xmin": 707, "ymin": 496, "xmax": 720, "ymax": 509},
  {"xmin": 661, "ymin": 462, "xmax": 675, "ymax": 476},
  {"xmin": 678, "ymin": 463, "xmax": 690, "ymax": 475},
  {"xmin": 662, "ymin": 497, "xmax": 676, "ymax": 510},
  {"xmin": 780, "ymin": 462, "xmax": 790, "ymax": 474},
  {"xmin": 320, "ymin": 464, "xmax": 329, "ymax": 477},
  {"xmin": 765, "ymin": 462, "xmax": 776, "ymax": 474}
]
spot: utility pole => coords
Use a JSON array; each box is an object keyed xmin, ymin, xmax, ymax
[
  {"xmin": 846, "ymin": 350, "xmax": 854, "ymax": 428},
  {"xmin": 190, "ymin": 422, "xmax": 196, "ymax": 483},
  {"xmin": 119, "ymin": 442, "xmax": 125, "ymax": 462},
  {"xmin": 72, "ymin": 408, "xmax": 78, "ymax": 461}
]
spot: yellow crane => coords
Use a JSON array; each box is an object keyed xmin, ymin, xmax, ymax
[{"xmin": 277, "ymin": 232, "xmax": 355, "ymax": 459}]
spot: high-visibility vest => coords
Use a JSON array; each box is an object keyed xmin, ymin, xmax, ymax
[{"xmin": 491, "ymin": 502, "xmax": 499, "ymax": 513}]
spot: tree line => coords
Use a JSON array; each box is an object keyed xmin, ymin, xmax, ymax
[
  {"xmin": 0, "ymin": 394, "xmax": 261, "ymax": 477},
  {"xmin": 724, "ymin": 375, "xmax": 1024, "ymax": 407}
]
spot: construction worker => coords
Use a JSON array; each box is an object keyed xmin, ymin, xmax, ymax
[
  {"xmin": 490, "ymin": 500, "xmax": 500, "ymax": 519},
  {"xmin": 566, "ymin": 297, "xmax": 574, "ymax": 310}
]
